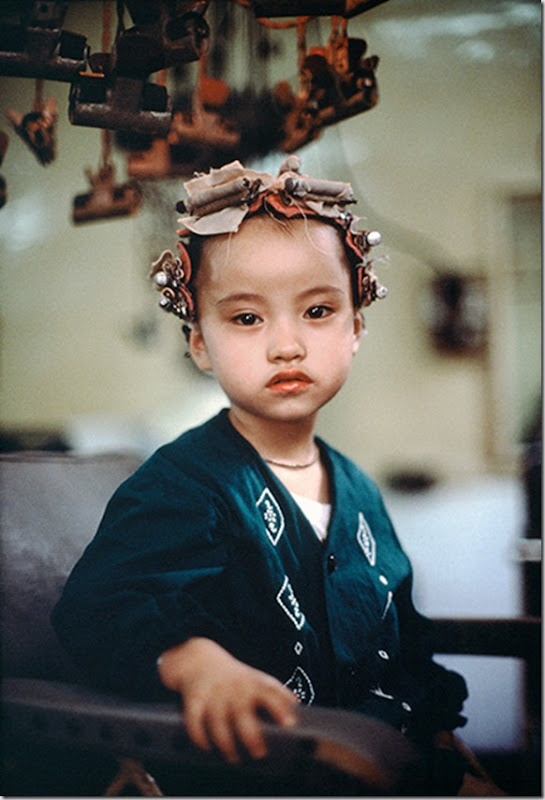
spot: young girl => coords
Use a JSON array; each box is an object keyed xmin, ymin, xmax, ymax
[{"xmin": 53, "ymin": 156, "xmax": 473, "ymax": 793}]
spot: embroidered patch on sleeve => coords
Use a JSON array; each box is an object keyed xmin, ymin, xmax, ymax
[
  {"xmin": 256, "ymin": 487, "xmax": 285, "ymax": 545},
  {"xmin": 285, "ymin": 666, "xmax": 315, "ymax": 705},
  {"xmin": 276, "ymin": 575, "xmax": 306, "ymax": 629},
  {"xmin": 356, "ymin": 511, "xmax": 376, "ymax": 566}
]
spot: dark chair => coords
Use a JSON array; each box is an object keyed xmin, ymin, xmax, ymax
[{"xmin": 1, "ymin": 451, "xmax": 540, "ymax": 796}]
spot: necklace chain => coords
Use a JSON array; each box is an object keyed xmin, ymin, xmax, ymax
[{"xmin": 263, "ymin": 448, "xmax": 320, "ymax": 470}]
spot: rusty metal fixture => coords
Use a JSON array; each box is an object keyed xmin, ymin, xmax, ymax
[
  {"xmin": 72, "ymin": 162, "xmax": 142, "ymax": 223},
  {"xmin": 121, "ymin": 7, "xmax": 380, "ymax": 175},
  {"xmin": 69, "ymin": 73, "xmax": 172, "ymax": 136},
  {"xmin": 0, "ymin": 0, "xmax": 88, "ymax": 81},
  {"xmin": 72, "ymin": 129, "xmax": 142, "ymax": 224},
  {"xmin": 5, "ymin": 78, "xmax": 58, "ymax": 165},
  {"xmin": 69, "ymin": 1, "xmax": 209, "ymax": 136},
  {"xmin": 250, "ymin": 0, "xmax": 390, "ymax": 17},
  {"xmin": 277, "ymin": 16, "xmax": 379, "ymax": 152}
]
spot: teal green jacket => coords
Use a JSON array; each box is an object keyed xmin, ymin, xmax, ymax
[{"xmin": 52, "ymin": 409, "xmax": 467, "ymax": 745}]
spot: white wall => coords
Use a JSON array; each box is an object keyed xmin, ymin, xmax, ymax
[{"xmin": 384, "ymin": 474, "xmax": 526, "ymax": 752}]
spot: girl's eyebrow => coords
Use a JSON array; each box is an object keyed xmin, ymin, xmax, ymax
[
  {"xmin": 297, "ymin": 285, "xmax": 346, "ymax": 300},
  {"xmin": 215, "ymin": 285, "xmax": 346, "ymax": 307},
  {"xmin": 215, "ymin": 292, "xmax": 264, "ymax": 307}
]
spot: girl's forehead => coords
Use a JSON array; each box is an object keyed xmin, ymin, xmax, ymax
[
  {"xmin": 202, "ymin": 216, "xmax": 347, "ymax": 267},
  {"xmin": 197, "ymin": 221, "xmax": 352, "ymax": 302}
]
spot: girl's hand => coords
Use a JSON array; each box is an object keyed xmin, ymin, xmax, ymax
[{"xmin": 157, "ymin": 637, "xmax": 298, "ymax": 764}]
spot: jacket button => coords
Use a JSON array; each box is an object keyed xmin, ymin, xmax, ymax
[
  {"xmin": 378, "ymin": 649, "xmax": 389, "ymax": 660},
  {"xmin": 327, "ymin": 553, "xmax": 337, "ymax": 574}
]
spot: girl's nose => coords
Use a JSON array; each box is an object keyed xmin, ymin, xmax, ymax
[{"xmin": 267, "ymin": 320, "xmax": 306, "ymax": 363}]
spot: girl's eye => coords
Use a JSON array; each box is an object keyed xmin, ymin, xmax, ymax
[
  {"xmin": 233, "ymin": 312, "xmax": 261, "ymax": 326},
  {"xmin": 305, "ymin": 305, "xmax": 332, "ymax": 319}
]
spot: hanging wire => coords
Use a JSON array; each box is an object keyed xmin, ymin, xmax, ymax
[
  {"xmin": 33, "ymin": 77, "xmax": 44, "ymax": 111},
  {"xmin": 100, "ymin": 1, "xmax": 113, "ymax": 171},
  {"xmin": 296, "ymin": 18, "xmax": 307, "ymax": 75}
]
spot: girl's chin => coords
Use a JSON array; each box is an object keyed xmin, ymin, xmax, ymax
[{"xmin": 233, "ymin": 405, "xmax": 323, "ymax": 427}]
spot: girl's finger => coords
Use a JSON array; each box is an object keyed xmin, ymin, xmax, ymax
[
  {"xmin": 206, "ymin": 703, "xmax": 242, "ymax": 764},
  {"xmin": 233, "ymin": 707, "xmax": 268, "ymax": 761},
  {"xmin": 261, "ymin": 685, "xmax": 299, "ymax": 728},
  {"xmin": 183, "ymin": 695, "xmax": 212, "ymax": 753}
]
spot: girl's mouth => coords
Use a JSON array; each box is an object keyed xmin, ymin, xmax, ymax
[{"xmin": 266, "ymin": 371, "xmax": 312, "ymax": 394}]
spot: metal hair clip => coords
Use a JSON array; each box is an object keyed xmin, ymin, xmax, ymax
[{"xmin": 150, "ymin": 246, "xmax": 195, "ymax": 322}]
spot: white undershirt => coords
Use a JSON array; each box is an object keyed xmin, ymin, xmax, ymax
[{"xmin": 291, "ymin": 492, "xmax": 332, "ymax": 542}]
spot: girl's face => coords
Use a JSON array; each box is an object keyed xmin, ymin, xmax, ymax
[{"xmin": 189, "ymin": 216, "xmax": 363, "ymax": 430}]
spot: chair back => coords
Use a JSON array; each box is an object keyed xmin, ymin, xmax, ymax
[{"xmin": 1, "ymin": 451, "xmax": 142, "ymax": 682}]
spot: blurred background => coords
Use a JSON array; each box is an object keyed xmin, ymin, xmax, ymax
[{"xmin": 0, "ymin": 0, "xmax": 541, "ymax": 787}]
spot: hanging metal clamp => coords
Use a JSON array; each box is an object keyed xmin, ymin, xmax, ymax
[
  {"xmin": 69, "ymin": 72, "xmax": 172, "ymax": 136},
  {"xmin": 69, "ymin": 1, "xmax": 210, "ymax": 136},
  {"xmin": 0, "ymin": 0, "xmax": 88, "ymax": 81}
]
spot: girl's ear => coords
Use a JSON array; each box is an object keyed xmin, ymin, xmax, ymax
[
  {"xmin": 352, "ymin": 310, "xmax": 364, "ymax": 356},
  {"xmin": 189, "ymin": 323, "xmax": 213, "ymax": 372}
]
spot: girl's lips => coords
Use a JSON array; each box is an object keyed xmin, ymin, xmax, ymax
[{"xmin": 266, "ymin": 371, "xmax": 312, "ymax": 394}]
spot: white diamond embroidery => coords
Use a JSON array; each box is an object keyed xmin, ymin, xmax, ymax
[
  {"xmin": 256, "ymin": 488, "xmax": 285, "ymax": 546},
  {"xmin": 285, "ymin": 666, "xmax": 315, "ymax": 705},
  {"xmin": 356, "ymin": 511, "xmax": 376, "ymax": 566},
  {"xmin": 276, "ymin": 576, "xmax": 306, "ymax": 630}
]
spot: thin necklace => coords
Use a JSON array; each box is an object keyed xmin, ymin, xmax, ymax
[{"xmin": 264, "ymin": 448, "xmax": 320, "ymax": 470}]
